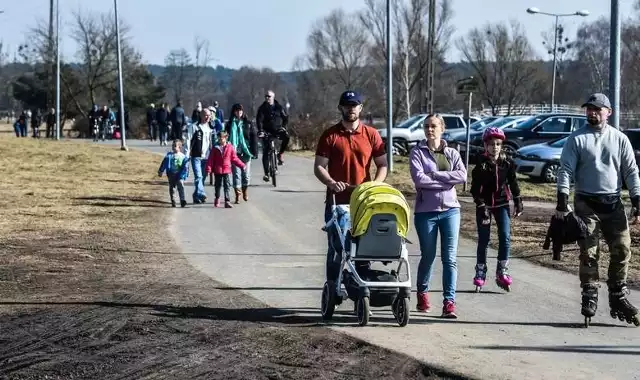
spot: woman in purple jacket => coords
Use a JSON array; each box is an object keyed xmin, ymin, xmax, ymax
[{"xmin": 409, "ymin": 114, "xmax": 467, "ymax": 318}]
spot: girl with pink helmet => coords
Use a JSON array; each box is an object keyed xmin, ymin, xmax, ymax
[{"xmin": 469, "ymin": 127, "xmax": 524, "ymax": 292}]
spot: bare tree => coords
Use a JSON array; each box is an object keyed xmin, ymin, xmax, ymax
[
  {"xmin": 70, "ymin": 10, "xmax": 134, "ymax": 108},
  {"xmin": 162, "ymin": 49, "xmax": 193, "ymax": 104},
  {"xmin": 305, "ymin": 9, "xmax": 370, "ymax": 89},
  {"xmin": 191, "ymin": 36, "xmax": 215, "ymax": 104},
  {"xmin": 457, "ymin": 20, "xmax": 540, "ymax": 115},
  {"xmin": 572, "ymin": 17, "xmax": 610, "ymax": 94},
  {"xmin": 359, "ymin": 0, "xmax": 455, "ymax": 119},
  {"xmin": 227, "ymin": 66, "xmax": 284, "ymax": 117}
]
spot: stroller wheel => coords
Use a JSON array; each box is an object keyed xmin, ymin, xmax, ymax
[
  {"xmin": 356, "ymin": 296, "xmax": 370, "ymax": 326},
  {"xmin": 321, "ymin": 281, "xmax": 336, "ymax": 320},
  {"xmin": 392, "ymin": 297, "xmax": 410, "ymax": 327}
]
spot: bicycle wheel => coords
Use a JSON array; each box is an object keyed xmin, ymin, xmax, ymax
[{"xmin": 270, "ymin": 150, "xmax": 277, "ymax": 187}]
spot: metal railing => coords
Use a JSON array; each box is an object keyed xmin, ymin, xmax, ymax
[{"xmin": 481, "ymin": 103, "xmax": 640, "ymax": 121}]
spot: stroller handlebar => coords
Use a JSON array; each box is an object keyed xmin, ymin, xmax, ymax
[{"xmin": 327, "ymin": 184, "xmax": 357, "ymax": 194}]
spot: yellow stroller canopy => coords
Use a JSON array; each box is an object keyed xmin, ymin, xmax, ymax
[{"xmin": 349, "ymin": 181, "xmax": 410, "ymax": 238}]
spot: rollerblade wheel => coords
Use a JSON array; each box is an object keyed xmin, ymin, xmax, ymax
[
  {"xmin": 584, "ymin": 316, "xmax": 591, "ymax": 328},
  {"xmin": 632, "ymin": 315, "xmax": 640, "ymax": 327},
  {"xmin": 475, "ymin": 285, "xmax": 481, "ymax": 293}
]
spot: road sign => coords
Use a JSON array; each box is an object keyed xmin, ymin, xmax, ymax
[{"xmin": 456, "ymin": 77, "xmax": 479, "ymax": 95}]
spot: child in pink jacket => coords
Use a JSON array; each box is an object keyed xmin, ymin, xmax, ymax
[{"xmin": 205, "ymin": 131, "xmax": 246, "ymax": 208}]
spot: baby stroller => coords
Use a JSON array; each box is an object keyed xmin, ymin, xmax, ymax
[{"xmin": 320, "ymin": 181, "xmax": 412, "ymax": 327}]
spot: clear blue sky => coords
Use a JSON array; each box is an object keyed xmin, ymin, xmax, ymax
[{"xmin": 0, "ymin": 0, "xmax": 635, "ymax": 72}]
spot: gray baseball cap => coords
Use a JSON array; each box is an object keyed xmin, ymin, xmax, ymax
[{"xmin": 582, "ymin": 93, "xmax": 611, "ymax": 109}]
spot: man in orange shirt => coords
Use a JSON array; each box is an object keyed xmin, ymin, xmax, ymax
[{"xmin": 314, "ymin": 90, "xmax": 388, "ymax": 283}]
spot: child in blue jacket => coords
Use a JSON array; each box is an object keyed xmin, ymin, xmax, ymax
[{"xmin": 158, "ymin": 139, "xmax": 190, "ymax": 207}]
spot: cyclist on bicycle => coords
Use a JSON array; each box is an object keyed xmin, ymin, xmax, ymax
[
  {"xmin": 314, "ymin": 90, "xmax": 388, "ymax": 284},
  {"xmin": 256, "ymin": 90, "xmax": 289, "ymax": 182}
]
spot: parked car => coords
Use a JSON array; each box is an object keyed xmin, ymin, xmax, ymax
[
  {"xmin": 514, "ymin": 127, "xmax": 640, "ymax": 184},
  {"xmin": 466, "ymin": 113, "xmax": 587, "ymax": 157},
  {"xmin": 456, "ymin": 115, "xmax": 532, "ymax": 158},
  {"xmin": 442, "ymin": 116, "xmax": 501, "ymax": 148},
  {"xmin": 514, "ymin": 136, "xmax": 566, "ymax": 183},
  {"xmin": 378, "ymin": 113, "xmax": 480, "ymax": 155}
]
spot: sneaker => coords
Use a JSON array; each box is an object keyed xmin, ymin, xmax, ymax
[
  {"xmin": 277, "ymin": 153, "xmax": 284, "ymax": 165},
  {"xmin": 441, "ymin": 300, "xmax": 457, "ymax": 319},
  {"xmin": 180, "ymin": 200, "xmax": 187, "ymax": 208},
  {"xmin": 224, "ymin": 201, "xmax": 233, "ymax": 208},
  {"xmin": 416, "ymin": 292, "xmax": 431, "ymax": 312},
  {"xmin": 263, "ymin": 175, "xmax": 270, "ymax": 182},
  {"xmin": 170, "ymin": 200, "xmax": 176, "ymax": 208},
  {"xmin": 213, "ymin": 198, "xmax": 220, "ymax": 207}
]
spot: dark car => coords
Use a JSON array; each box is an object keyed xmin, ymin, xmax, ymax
[
  {"xmin": 467, "ymin": 113, "xmax": 588, "ymax": 157},
  {"xmin": 623, "ymin": 128, "xmax": 640, "ymax": 163}
]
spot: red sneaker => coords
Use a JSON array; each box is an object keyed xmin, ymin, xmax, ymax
[
  {"xmin": 442, "ymin": 299, "xmax": 457, "ymax": 319},
  {"xmin": 416, "ymin": 292, "xmax": 431, "ymax": 312}
]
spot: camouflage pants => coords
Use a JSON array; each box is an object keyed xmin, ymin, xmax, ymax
[{"xmin": 574, "ymin": 196, "xmax": 632, "ymax": 287}]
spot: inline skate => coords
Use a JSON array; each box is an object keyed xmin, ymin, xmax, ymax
[
  {"xmin": 609, "ymin": 285, "xmax": 640, "ymax": 327},
  {"xmin": 581, "ymin": 283, "xmax": 599, "ymax": 328},
  {"xmin": 473, "ymin": 263, "xmax": 487, "ymax": 292},
  {"xmin": 495, "ymin": 260, "xmax": 512, "ymax": 292}
]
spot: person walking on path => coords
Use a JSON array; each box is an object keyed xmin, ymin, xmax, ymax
[
  {"xmin": 225, "ymin": 103, "xmax": 257, "ymax": 203},
  {"xmin": 556, "ymin": 92, "xmax": 640, "ymax": 326},
  {"xmin": 469, "ymin": 127, "xmax": 523, "ymax": 293},
  {"xmin": 205, "ymin": 131, "xmax": 246, "ymax": 208},
  {"xmin": 409, "ymin": 114, "xmax": 467, "ymax": 318},
  {"xmin": 313, "ymin": 90, "xmax": 387, "ymax": 286},
  {"xmin": 158, "ymin": 139, "xmax": 189, "ymax": 208},
  {"xmin": 185, "ymin": 107, "xmax": 214, "ymax": 204}
]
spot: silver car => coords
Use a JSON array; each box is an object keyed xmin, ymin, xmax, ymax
[{"xmin": 514, "ymin": 136, "xmax": 566, "ymax": 183}]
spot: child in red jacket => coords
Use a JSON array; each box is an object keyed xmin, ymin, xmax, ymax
[{"xmin": 205, "ymin": 131, "xmax": 246, "ymax": 208}]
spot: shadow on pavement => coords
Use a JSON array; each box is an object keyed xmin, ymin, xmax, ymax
[
  {"xmin": 470, "ymin": 344, "xmax": 640, "ymax": 355},
  {"xmin": 73, "ymin": 195, "xmax": 169, "ymax": 208}
]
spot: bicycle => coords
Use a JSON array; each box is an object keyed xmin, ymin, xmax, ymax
[{"xmin": 262, "ymin": 132, "xmax": 281, "ymax": 187}]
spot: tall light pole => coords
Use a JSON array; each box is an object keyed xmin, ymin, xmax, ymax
[
  {"xmin": 114, "ymin": 0, "xmax": 127, "ymax": 151},
  {"xmin": 610, "ymin": 0, "xmax": 621, "ymax": 128},
  {"xmin": 55, "ymin": 0, "xmax": 61, "ymax": 140},
  {"xmin": 386, "ymin": 0, "xmax": 393, "ymax": 171},
  {"xmin": 526, "ymin": 7, "xmax": 589, "ymax": 112}
]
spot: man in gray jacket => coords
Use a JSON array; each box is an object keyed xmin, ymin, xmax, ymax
[{"xmin": 556, "ymin": 92, "xmax": 640, "ymax": 327}]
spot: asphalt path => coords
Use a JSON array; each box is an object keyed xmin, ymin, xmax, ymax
[{"xmin": 100, "ymin": 139, "xmax": 640, "ymax": 380}]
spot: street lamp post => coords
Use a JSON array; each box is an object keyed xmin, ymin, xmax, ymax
[
  {"xmin": 610, "ymin": 0, "xmax": 621, "ymax": 129},
  {"xmin": 386, "ymin": 0, "xmax": 393, "ymax": 171},
  {"xmin": 55, "ymin": 0, "xmax": 60, "ymax": 140},
  {"xmin": 526, "ymin": 7, "xmax": 589, "ymax": 113},
  {"xmin": 114, "ymin": 0, "xmax": 127, "ymax": 151}
]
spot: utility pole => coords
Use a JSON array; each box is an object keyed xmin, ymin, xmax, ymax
[
  {"xmin": 425, "ymin": 0, "xmax": 436, "ymax": 114},
  {"xmin": 609, "ymin": 0, "xmax": 621, "ymax": 128},
  {"xmin": 48, "ymin": 0, "xmax": 55, "ymax": 112},
  {"xmin": 385, "ymin": 0, "xmax": 393, "ymax": 171},
  {"xmin": 114, "ymin": 0, "xmax": 128, "ymax": 151},
  {"xmin": 55, "ymin": 0, "xmax": 60, "ymax": 140}
]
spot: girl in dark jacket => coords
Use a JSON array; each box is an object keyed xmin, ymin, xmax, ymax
[
  {"xmin": 470, "ymin": 127, "xmax": 523, "ymax": 292},
  {"xmin": 225, "ymin": 103, "xmax": 258, "ymax": 203}
]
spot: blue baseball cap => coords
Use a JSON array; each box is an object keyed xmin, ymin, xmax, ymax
[{"xmin": 339, "ymin": 90, "xmax": 363, "ymax": 106}]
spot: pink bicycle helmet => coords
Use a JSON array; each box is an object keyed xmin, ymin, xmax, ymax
[{"xmin": 482, "ymin": 127, "xmax": 505, "ymax": 143}]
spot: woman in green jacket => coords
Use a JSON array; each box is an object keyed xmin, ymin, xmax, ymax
[{"xmin": 225, "ymin": 103, "xmax": 258, "ymax": 203}]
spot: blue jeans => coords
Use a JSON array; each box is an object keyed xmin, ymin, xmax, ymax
[
  {"xmin": 414, "ymin": 208, "xmax": 461, "ymax": 301},
  {"xmin": 323, "ymin": 203, "xmax": 368, "ymax": 283},
  {"xmin": 476, "ymin": 205, "xmax": 511, "ymax": 263},
  {"xmin": 232, "ymin": 161, "xmax": 251, "ymax": 188},
  {"xmin": 191, "ymin": 157, "xmax": 206, "ymax": 200}
]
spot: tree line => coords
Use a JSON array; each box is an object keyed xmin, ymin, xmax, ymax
[{"xmin": 2, "ymin": 0, "xmax": 640, "ymax": 145}]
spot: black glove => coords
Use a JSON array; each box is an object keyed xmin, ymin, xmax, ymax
[
  {"xmin": 514, "ymin": 197, "xmax": 523, "ymax": 217},
  {"xmin": 477, "ymin": 204, "xmax": 491, "ymax": 225},
  {"xmin": 556, "ymin": 191, "xmax": 569, "ymax": 212},
  {"xmin": 632, "ymin": 196, "xmax": 640, "ymax": 217}
]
